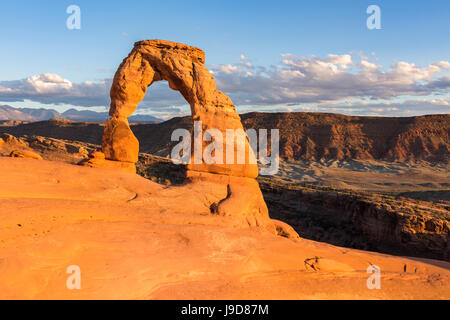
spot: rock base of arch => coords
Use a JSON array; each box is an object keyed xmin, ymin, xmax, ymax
[
  {"xmin": 186, "ymin": 170, "xmax": 300, "ymax": 238},
  {"xmin": 79, "ymin": 153, "xmax": 299, "ymax": 238}
]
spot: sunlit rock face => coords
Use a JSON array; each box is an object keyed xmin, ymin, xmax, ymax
[{"xmin": 82, "ymin": 40, "xmax": 271, "ymax": 228}]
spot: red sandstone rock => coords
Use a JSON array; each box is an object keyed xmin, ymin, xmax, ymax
[
  {"xmin": 9, "ymin": 149, "xmax": 42, "ymax": 160},
  {"xmin": 102, "ymin": 117, "xmax": 139, "ymax": 163},
  {"xmin": 102, "ymin": 39, "xmax": 257, "ymax": 178}
]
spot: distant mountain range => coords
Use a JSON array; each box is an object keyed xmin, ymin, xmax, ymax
[{"xmin": 0, "ymin": 105, "xmax": 163, "ymax": 123}]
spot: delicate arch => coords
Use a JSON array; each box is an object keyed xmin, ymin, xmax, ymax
[{"xmin": 101, "ymin": 39, "xmax": 257, "ymax": 178}]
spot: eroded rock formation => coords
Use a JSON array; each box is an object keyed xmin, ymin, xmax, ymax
[
  {"xmin": 82, "ymin": 40, "xmax": 276, "ymax": 230},
  {"xmin": 104, "ymin": 40, "xmax": 257, "ymax": 176}
]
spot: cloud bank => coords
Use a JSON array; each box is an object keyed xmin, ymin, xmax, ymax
[{"xmin": 0, "ymin": 53, "xmax": 449, "ymax": 117}]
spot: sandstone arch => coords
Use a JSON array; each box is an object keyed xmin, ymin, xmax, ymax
[
  {"xmin": 83, "ymin": 40, "xmax": 285, "ymax": 232},
  {"xmin": 101, "ymin": 39, "xmax": 257, "ymax": 178}
]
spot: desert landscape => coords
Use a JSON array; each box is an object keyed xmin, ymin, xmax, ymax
[
  {"xmin": 1, "ymin": 1, "xmax": 449, "ymax": 302},
  {"xmin": 0, "ymin": 99, "xmax": 449, "ymax": 299}
]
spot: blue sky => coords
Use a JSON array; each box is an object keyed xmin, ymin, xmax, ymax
[{"xmin": 0, "ymin": 0, "xmax": 449, "ymax": 118}]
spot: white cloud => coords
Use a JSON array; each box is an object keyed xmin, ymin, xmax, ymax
[
  {"xmin": 0, "ymin": 73, "xmax": 187, "ymax": 110},
  {"xmin": 327, "ymin": 54, "xmax": 353, "ymax": 70},
  {"xmin": 218, "ymin": 64, "xmax": 241, "ymax": 74},
  {"xmin": 360, "ymin": 60, "xmax": 380, "ymax": 70}
]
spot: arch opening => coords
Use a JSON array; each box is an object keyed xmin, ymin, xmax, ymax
[{"xmin": 133, "ymin": 80, "xmax": 190, "ymax": 123}]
